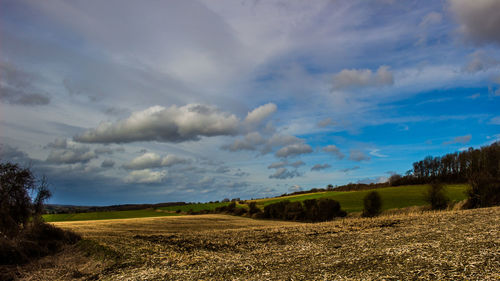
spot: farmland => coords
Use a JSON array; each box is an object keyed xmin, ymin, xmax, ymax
[
  {"xmin": 253, "ymin": 184, "xmax": 468, "ymax": 213},
  {"xmin": 43, "ymin": 209, "xmax": 180, "ymax": 222},
  {"xmin": 43, "ymin": 184, "xmax": 468, "ymax": 223},
  {"xmin": 15, "ymin": 206, "xmax": 500, "ymax": 280}
]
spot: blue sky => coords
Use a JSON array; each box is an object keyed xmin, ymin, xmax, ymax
[{"xmin": 1, "ymin": 0, "xmax": 499, "ymax": 205}]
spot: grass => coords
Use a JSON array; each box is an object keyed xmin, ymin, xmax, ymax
[
  {"xmin": 158, "ymin": 201, "xmax": 240, "ymax": 212},
  {"xmin": 42, "ymin": 184, "xmax": 468, "ymax": 222},
  {"xmin": 252, "ymin": 184, "xmax": 468, "ymax": 213},
  {"xmin": 43, "ymin": 208, "xmax": 180, "ymax": 222}
]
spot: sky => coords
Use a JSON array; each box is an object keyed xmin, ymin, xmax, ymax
[{"xmin": 1, "ymin": 0, "xmax": 499, "ymax": 205}]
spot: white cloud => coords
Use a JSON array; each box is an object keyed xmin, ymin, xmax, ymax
[
  {"xmin": 332, "ymin": 65, "xmax": 393, "ymax": 89},
  {"xmin": 244, "ymin": 103, "xmax": 277, "ymax": 125},
  {"xmin": 449, "ymin": 0, "xmax": 500, "ymax": 45},
  {"xmin": 123, "ymin": 152, "xmax": 190, "ymax": 170},
  {"xmin": 275, "ymin": 143, "xmax": 313, "ymax": 158},
  {"xmin": 369, "ymin": 149, "xmax": 388, "ymax": 158},
  {"xmin": 322, "ymin": 145, "xmax": 345, "ymax": 159},
  {"xmin": 75, "ymin": 104, "xmax": 242, "ymax": 143},
  {"xmin": 125, "ymin": 169, "xmax": 166, "ymax": 184},
  {"xmin": 310, "ymin": 163, "xmax": 331, "ymax": 171}
]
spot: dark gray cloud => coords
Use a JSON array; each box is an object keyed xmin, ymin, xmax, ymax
[
  {"xmin": 449, "ymin": 0, "xmax": 500, "ymax": 45},
  {"xmin": 322, "ymin": 145, "xmax": 345, "ymax": 160},
  {"xmin": 101, "ymin": 159, "xmax": 115, "ymax": 168},
  {"xmin": 349, "ymin": 149, "xmax": 370, "ymax": 162},
  {"xmin": 267, "ymin": 160, "xmax": 305, "ymax": 169},
  {"xmin": 269, "ymin": 168, "xmax": 302, "ymax": 179},
  {"xmin": 0, "ymin": 63, "xmax": 50, "ymax": 106},
  {"xmin": 339, "ymin": 166, "xmax": 360, "ymax": 173},
  {"xmin": 311, "ymin": 163, "xmax": 331, "ymax": 171},
  {"xmin": 45, "ymin": 139, "xmax": 97, "ymax": 164}
]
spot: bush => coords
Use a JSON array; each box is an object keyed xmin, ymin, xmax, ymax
[
  {"xmin": 425, "ymin": 182, "xmax": 449, "ymax": 210},
  {"xmin": 0, "ymin": 163, "xmax": 51, "ymax": 238},
  {"xmin": 362, "ymin": 191, "xmax": 382, "ymax": 217},
  {"xmin": 263, "ymin": 200, "xmax": 290, "ymax": 219},
  {"xmin": 0, "ymin": 162, "xmax": 81, "ymax": 265},
  {"xmin": 316, "ymin": 199, "xmax": 346, "ymax": 221},
  {"xmin": 466, "ymin": 172, "xmax": 500, "ymax": 208},
  {"xmin": 263, "ymin": 199, "xmax": 346, "ymax": 222},
  {"xmin": 247, "ymin": 202, "xmax": 261, "ymax": 215}
]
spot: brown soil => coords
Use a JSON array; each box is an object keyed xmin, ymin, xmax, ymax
[{"xmin": 10, "ymin": 207, "xmax": 500, "ymax": 280}]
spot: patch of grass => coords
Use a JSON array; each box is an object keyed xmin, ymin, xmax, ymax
[
  {"xmin": 43, "ymin": 208, "xmax": 180, "ymax": 222},
  {"xmin": 77, "ymin": 239, "xmax": 122, "ymax": 261},
  {"xmin": 253, "ymin": 184, "xmax": 468, "ymax": 213}
]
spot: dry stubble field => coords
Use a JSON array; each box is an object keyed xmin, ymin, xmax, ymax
[{"xmin": 15, "ymin": 206, "xmax": 500, "ymax": 280}]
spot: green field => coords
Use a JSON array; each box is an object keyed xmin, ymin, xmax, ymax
[
  {"xmin": 44, "ymin": 184, "xmax": 468, "ymax": 222},
  {"xmin": 252, "ymin": 184, "xmax": 468, "ymax": 213},
  {"xmin": 158, "ymin": 201, "xmax": 238, "ymax": 212},
  {"xmin": 43, "ymin": 208, "xmax": 180, "ymax": 222}
]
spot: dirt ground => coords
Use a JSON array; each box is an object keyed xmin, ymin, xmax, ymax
[{"xmin": 12, "ymin": 207, "xmax": 500, "ymax": 280}]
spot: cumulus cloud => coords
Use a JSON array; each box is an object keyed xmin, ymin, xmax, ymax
[
  {"xmin": 349, "ymin": 149, "xmax": 370, "ymax": 162},
  {"xmin": 46, "ymin": 139, "xmax": 97, "ymax": 164},
  {"xmin": 332, "ymin": 66, "xmax": 393, "ymax": 89},
  {"xmin": 267, "ymin": 160, "xmax": 305, "ymax": 169},
  {"xmin": 0, "ymin": 63, "xmax": 50, "ymax": 106},
  {"xmin": 221, "ymin": 132, "xmax": 266, "ymax": 152},
  {"xmin": 310, "ymin": 163, "xmax": 331, "ymax": 171},
  {"xmin": 222, "ymin": 132, "xmax": 307, "ymax": 156},
  {"xmin": 125, "ymin": 169, "xmax": 166, "ymax": 184},
  {"xmin": 269, "ymin": 168, "xmax": 301, "ymax": 179},
  {"xmin": 443, "ymin": 134, "xmax": 472, "ymax": 145},
  {"xmin": 75, "ymin": 104, "xmax": 243, "ymax": 143},
  {"xmin": 123, "ymin": 152, "xmax": 190, "ymax": 170},
  {"xmin": 275, "ymin": 143, "xmax": 313, "ymax": 158},
  {"xmin": 244, "ymin": 103, "xmax": 277, "ymax": 125},
  {"xmin": 322, "ymin": 145, "xmax": 344, "ymax": 159},
  {"xmin": 449, "ymin": 0, "xmax": 500, "ymax": 45}
]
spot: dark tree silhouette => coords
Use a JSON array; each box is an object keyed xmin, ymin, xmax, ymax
[{"xmin": 362, "ymin": 191, "xmax": 382, "ymax": 217}]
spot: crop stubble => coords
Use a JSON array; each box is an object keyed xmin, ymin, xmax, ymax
[{"xmin": 17, "ymin": 207, "xmax": 500, "ymax": 280}]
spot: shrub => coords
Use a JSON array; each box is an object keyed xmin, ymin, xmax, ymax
[
  {"xmin": 466, "ymin": 172, "xmax": 500, "ymax": 208},
  {"xmin": 362, "ymin": 191, "xmax": 382, "ymax": 217},
  {"xmin": 316, "ymin": 199, "xmax": 346, "ymax": 221},
  {"xmin": 0, "ymin": 163, "xmax": 51, "ymax": 238},
  {"xmin": 425, "ymin": 182, "xmax": 449, "ymax": 210},
  {"xmin": 284, "ymin": 201, "xmax": 304, "ymax": 221},
  {"xmin": 247, "ymin": 202, "xmax": 261, "ymax": 215},
  {"xmin": 263, "ymin": 200, "xmax": 290, "ymax": 219}
]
